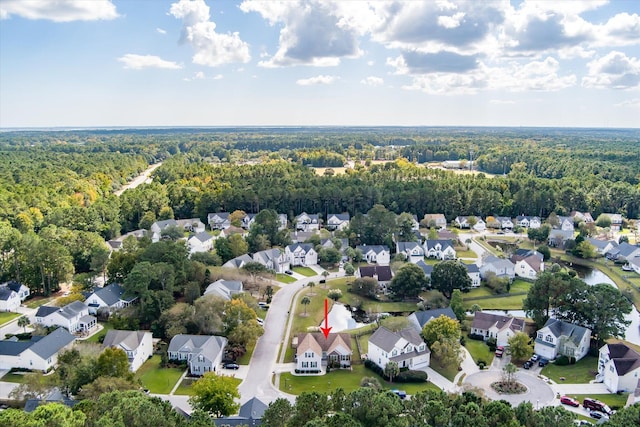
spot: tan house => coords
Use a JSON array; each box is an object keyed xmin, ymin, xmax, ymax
[
  {"xmin": 471, "ymin": 312, "xmax": 525, "ymax": 347},
  {"xmin": 295, "ymin": 332, "xmax": 352, "ymax": 371}
]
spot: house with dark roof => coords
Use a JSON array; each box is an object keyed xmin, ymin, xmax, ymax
[
  {"xmin": 587, "ymin": 238, "xmax": 618, "ymax": 256},
  {"xmin": 423, "ymin": 240, "xmax": 456, "ymax": 260},
  {"xmin": 464, "ymin": 263, "xmax": 481, "ymax": 287},
  {"xmin": 510, "ymin": 250, "xmax": 545, "ymax": 280},
  {"xmin": 222, "ymin": 254, "xmax": 253, "ymax": 269},
  {"xmin": 208, "ymin": 212, "xmax": 231, "ymax": 230},
  {"xmin": 286, "ymin": 243, "xmax": 318, "ymax": 266},
  {"xmin": 356, "ymin": 245, "xmax": 390, "ymax": 265},
  {"xmin": 325, "ymin": 213, "xmax": 350, "ymax": 231},
  {"xmin": 396, "ymin": 241, "xmax": 425, "ymax": 263},
  {"xmin": 187, "ymin": 231, "xmax": 214, "ymax": 254},
  {"xmin": 102, "ymin": 330, "xmax": 153, "ymax": 372},
  {"xmin": 358, "ymin": 265, "xmax": 393, "ymax": 294},
  {"xmin": 295, "ymin": 212, "xmax": 320, "ymax": 232},
  {"xmin": 0, "ymin": 327, "xmax": 75, "ymax": 371},
  {"xmin": 252, "ymin": 248, "xmax": 290, "ymax": 273},
  {"xmin": 150, "ymin": 219, "xmax": 179, "ymax": 242},
  {"xmin": 415, "ymin": 260, "xmax": 433, "ymax": 278},
  {"xmin": 214, "ymin": 397, "xmax": 267, "ymax": 426},
  {"xmin": 204, "ymin": 279, "xmax": 244, "ymax": 301},
  {"xmin": 2, "ymin": 281, "xmax": 29, "ymax": 301},
  {"xmin": 515, "ymin": 215, "xmax": 541, "ymax": 229},
  {"xmin": 534, "ymin": 318, "xmax": 591, "ymax": 362},
  {"xmin": 368, "ymin": 327, "xmax": 429, "ymax": 370},
  {"xmin": 548, "ymin": 229, "xmax": 574, "ymax": 248},
  {"xmin": 407, "ymin": 308, "xmax": 457, "ymax": 333},
  {"xmin": 471, "ymin": 312, "xmax": 525, "ymax": 347},
  {"xmin": 168, "ymin": 334, "xmax": 227, "ymax": 376},
  {"xmin": 35, "ymin": 301, "xmax": 96, "ymax": 334},
  {"xmin": 295, "ymin": 332, "xmax": 352, "ymax": 371},
  {"xmin": 607, "ymin": 242, "xmax": 640, "ymax": 263},
  {"xmin": 479, "ymin": 255, "xmax": 515, "ymax": 280},
  {"xmin": 85, "ymin": 283, "xmax": 137, "ymax": 315},
  {"xmin": 24, "ymin": 389, "xmax": 76, "ymax": 413},
  {"xmin": 599, "ymin": 342, "xmax": 640, "ymax": 392},
  {"xmin": 0, "ymin": 286, "xmax": 20, "ymax": 312}
]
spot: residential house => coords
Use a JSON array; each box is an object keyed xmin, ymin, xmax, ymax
[
  {"xmin": 423, "ymin": 214, "xmax": 447, "ymax": 229},
  {"xmin": 204, "ymin": 279, "xmax": 243, "ymax": 301},
  {"xmin": 534, "ymin": 318, "xmax": 591, "ymax": 362},
  {"xmin": 470, "ymin": 312, "xmax": 525, "ymax": 347},
  {"xmin": 510, "ymin": 249, "xmax": 545, "ymax": 280},
  {"xmin": 606, "ymin": 242, "xmax": 640, "ymax": 263},
  {"xmin": 407, "ymin": 308, "xmax": 457, "ymax": 334},
  {"xmin": 295, "ymin": 212, "xmax": 320, "ymax": 232},
  {"xmin": 102, "ymin": 330, "xmax": 153, "ymax": 372},
  {"xmin": 598, "ymin": 342, "xmax": 640, "ymax": 392},
  {"xmin": 356, "ymin": 245, "xmax": 391, "ymax": 265},
  {"xmin": 465, "ymin": 263, "xmax": 481, "ymax": 287},
  {"xmin": 213, "ymin": 397, "xmax": 267, "ymax": 427},
  {"xmin": 0, "ymin": 286, "xmax": 20, "ymax": 312},
  {"xmin": 0, "ymin": 327, "xmax": 76, "ymax": 371},
  {"xmin": 295, "ymin": 332, "xmax": 352, "ymax": 371},
  {"xmin": 208, "ymin": 212, "xmax": 231, "ymax": 230},
  {"xmin": 454, "ymin": 216, "xmax": 486, "ymax": 232},
  {"xmin": 325, "ymin": 213, "xmax": 350, "ymax": 231},
  {"xmin": 571, "ymin": 211, "xmax": 594, "ymax": 224},
  {"xmin": 85, "ymin": 283, "xmax": 137, "ymax": 315},
  {"xmin": 168, "ymin": 334, "xmax": 228, "ymax": 376},
  {"xmin": 495, "ymin": 216, "xmax": 514, "ymax": 230},
  {"xmin": 358, "ymin": 265, "xmax": 393, "ymax": 294},
  {"xmin": 587, "ymin": 238, "xmax": 618, "ymax": 256},
  {"xmin": 291, "ymin": 230, "xmax": 314, "ymax": 244},
  {"xmin": 628, "ymin": 257, "xmax": 640, "ymax": 275},
  {"xmin": 396, "ymin": 241, "xmax": 425, "ymax": 263},
  {"xmin": 1, "ymin": 281, "xmax": 29, "ymax": 301},
  {"xmin": 556, "ymin": 216, "xmax": 575, "ymax": 231},
  {"xmin": 223, "ymin": 254, "xmax": 254, "ymax": 269},
  {"xmin": 150, "ymin": 219, "xmax": 178, "ymax": 242},
  {"xmin": 479, "ymin": 255, "xmax": 515, "ymax": 280},
  {"xmin": 24, "ymin": 389, "xmax": 76, "ymax": 413},
  {"xmin": 415, "ymin": 260, "xmax": 433, "ymax": 278},
  {"xmin": 107, "ymin": 229, "xmax": 146, "ymax": 252},
  {"xmin": 411, "ymin": 215, "xmax": 420, "ymax": 231},
  {"xmin": 368, "ymin": 327, "xmax": 430, "ymax": 370},
  {"xmin": 515, "ymin": 216, "xmax": 541, "ymax": 229},
  {"xmin": 252, "ymin": 248, "xmax": 290, "ymax": 273},
  {"xmin": 241, "ymin": 213, "xmax": 257, "ymax": 230},
  {"xmin": 601, "ymin": 213, "xmax": 624, "ymax": 231},
  {"xmin": 176, "ymin": 218, "xmax": 206, "ymax": 233},
  {"xmin": 548, "ymin": 229, "xmax": 574, "ymax": 248},
  {"xmin": 219, "ymin": 225, "xmax": 247, "ymax": 239},
  {"xmin": 423, "ymin": 240, "xmax": 456, "ymax": 260},
  {"xmin": 35, "ymin": 301, "xmax": 96, "ymax": 334},
  {"xmin": 187, "ymin": 232, "xmax": 214, "ymax": 255},
  {"xmin": 286, "ymin": 243, "xmax": 318, "ymax": 266}
]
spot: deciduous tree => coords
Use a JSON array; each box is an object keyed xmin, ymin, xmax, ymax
[
  {"xmin": 189, "ymin": 373, "xmax": 240, "ymax": 418},
  {"xmin": 430, "ymin": 261, "xmax": 471, "ymax": 298}
]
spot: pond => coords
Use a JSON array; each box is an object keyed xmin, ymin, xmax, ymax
[
  {"xmin": 562, "ymin": 263, "xmax": 616, "ymax": 286},
  {"xmin": 320, "ymin": 302, "xmax": 366, "ymax": 332}
]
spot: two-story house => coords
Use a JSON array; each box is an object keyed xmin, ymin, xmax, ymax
[
  {"xmin": 176, "ymin": 218, "xmax": 206, "ymax": 233},
  {"xmin": 515, "ymin": 215, "xmax": 541, "ymax": 229},
  {"xmin": 295, "ymin": 332, "xmax": 352, "ymax": 372},
  {"xmin": 495, "ymin": 216, "xmax": 514, "ymax": 230},
  {"xmin": 325, "ymin": 213, "xmax": 350, "ymax": 231},
  {"xmin": 358, "ymin": 265, "xmax": 393, "ymax": 294},
  {"xmin": 208, "ymin": 212, "xmax": 231, "ymax": 230},
  {"xmin": 0, "ymin": 286, "xmax": 20, "ymax": 312},
  {"xmin": 598, "ymin": 342, "xmax": 640, "ymax": 392},
  {"xmin": 85, "ymin": 283, "xmax": 137, "ymax": 315},
  {"xmin": 407, "ymin": 309, "xmax": 457, "ymax": 334},
  {"xmin": 356, "ymin": 245, "xmax": 390, "ymax": 265},
  {"xmin": 295, "ymin": 212, "xmax": 320, "ymax": 232},
  {"xmin": 534, "ymin": 318, "xmax": 591, "ymax": 362},
  {"xmin": 454, "ymin": 216, "xmax": 486, "ymax": 232},
  {"xmin": 0, "ymin": 327, "xmax": 76, "ymax": 372},
  {"xmin": 204, "ymin": 279, "xmax": 243, "ymax": 301},
  {"xmin": 1, "ymin": 281, "xmax": 30, "ymax": 301},
  {"xmin": 423, "ymin": 214, "xmax": 447, "ymax": 229},
  {"xmin": 479, "ymin": 255, "xmax": 516, "ymax": 280},
  {"xmin": 396, "ymin": 241, "xmax": 425, "ymax": 263},
  {"xmin": 252, "ymin": 248, "xmax": 290, "ymax": 274},
  {"xmin": 571, "ymin": 211, "xmax": 594, "ymax": 224},
  {"xmin": 470, "ymin": 312, "xmax": 525, "ymax": 347},
  {"xmin": 510, "ymin": 249, "xmax": 545, "ymax": 280},
  {"xmin": 35, "ymin": 301, "xmax": 96, "ymax": 334},
  {"xmin": 587, "ymin": 238, "xmax": 618, "ymax": 256},
  {"xmin": 601, "ymin": 213, "xmax": 624, "ymax": 231},
  {"xmin": 187, "ymin": 232, "xmax": 214, "ymax": 255},
  {"xmin": 548, "ymin": 229, "xmax": 574, "ymax": 248},
  {"xmin": 368, "ymin": 326, "xmax": 430, "ymax": 370},
  {"xmin": 286, "ymin": 243, "xmax": 318, "ymax": 266},
  {"xmin": 465, "ymin": 263, "xmax": 481, "ymax": 287},
  {"xmin": 222, "ymin": 254, "xmax": 254, "ymax": 269},
  {"xmin": 150, "ymin": 219, "xmax": 179, "ymax": 243},
  {"xmin": 423, "ymin": 240, "xmax": 456, "ymax": 260},
  {"xmin": 168, "ymin": 334, "xmax": 228, "ymax": 376},
  {"xmin": 102, "ymin": 330, "xmax": 153, "ymax": 372},
  {"xmin": 556, "ymin": 216, "xmax": 575, "ymax": 231}
]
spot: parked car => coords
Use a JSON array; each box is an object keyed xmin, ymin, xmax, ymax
[
  {"xmin": 319, "ymin": 279, "xmax": 326, "ymax": 284},
  {"xmin": 523, "ymin": 361, "xmax": 532, "ymax": 369},
  {"xmin": 530, "ymin": 354, "xmax": 539, "ymax": 362},
  {"xmin": 538, "ymin": 358, "xmax": 549, "ymax": 367},
  {"xmin": 583, "ymin": 398, "xmax": 612, "ymax": 415},
  {"xmin": 560, "ymin": 396, "xmax": 580, "ymax": 407},
  {"xmin": 256, "ymin": 318, "xmax": 264, "ymax": 326},
  {"xmin": 391, "ymin": 389, "xmax": 407, "ymax": 399},
  {"xmin": 495, "ymin": 346, "xmax": 505, "ymax": 358},
  {"xmin": 223, "ymin": 362, "xmax": 240, "ymax": 370},
  {"xmin": 589, "ymin": 411, "xmax": 606, "ymax": 420},
  {"xmin": 285, "ymin": 270, "xmax": 293, "ymax": 275}
]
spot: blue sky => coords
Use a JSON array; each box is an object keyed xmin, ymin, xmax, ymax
[{"xmin": 1, "ymin": 0, "xmax": 639, "ymax": 128}]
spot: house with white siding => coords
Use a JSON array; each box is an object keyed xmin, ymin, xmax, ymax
[
  {"xmin": 479, "ymin": 255, "xmax": 515, "ymax": 280},
  {"xmin": 204, "ymin": 279, "xmax": 243, "ymax": 301},
  {"xmin": 295, "ymin": 213, "xmax": 320, "ymax": 232},
  {"xmin": 85, "ymin": 284, "xmax": 137, "ymax": 315},
  {"xmin": 0, "ymin": 286, "xmax": 20, "ymax": 312},
  {"xmin": 599, "ymin": 342, "xmax": 640, "ymax": 392},
  {"xmin": 423, "ymin": 240, "xmax": 456, "ymax": 260},
  {"xmin": 511, "ymin": 249, "xmax": 545, "ymax": 280},
  {"xmin": 102, "ymin": 330, "xmax": 153, "ymax": 372},
  {"xmin": 295, "ymin": 332, "xmax": 352, "ymax": 372},
  {"xmin": 471, "ymin": 312, "xmax": 525, "ymax": 347},
  {"xmin": 208, "ymin": 212, "xmax": 231, "ymax": 230},
  {"xmin": 325, "ymin": 213, "xmax": 350, "ymax": 231},
  {"xmin": 35, "ymin": 301, "xmax": 96, "ymax": 334},
  {"xmin": 356, "ymin": 245, "xmax": 390, "ymax": 265},
  {"xmin": 1, "ymin": 281, "xmax": 29, "ymax": 301},
  {"xmin": 253, "ymin": 248, "xmax": 290, "ymax": 273},
  {"xmin": 168, "ymin": 334, "xmax": 227, "ymax": 376},
  {"xmin": 286, "ymin": 243, "xmax": 318, "ymax": 266},
  {"xmin": 396, "ymin": 241, "xmax": 425, "ymax": 263},
  {"xmin": 188, "ymin": 232, "xmax": 214, "ymax": 255},
  {"xmin": 368, "ymin": 327, "xmax": 430, "ymax": 370},
  {"xmin": 534, "ymin": 318, "xmax": 591, "ymax": 362},
  {"xmin": 0, "ymin": 328, "xmax": 76, "ymax": 372}
]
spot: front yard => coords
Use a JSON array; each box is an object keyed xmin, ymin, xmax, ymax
[
  {"xmin": 292, "ymin": 266, "xmax": 317, "ymax": 277},
  {"xmin": 275, "ymin": 273, "xmax": 297, "ymax": 284},
  {"xmin": 136, "ymin": 355, "xmax": 185, "ymax": 394},
  {"xmin": 540, "ymin": 355, "xmax": 598, "ymax": 384},
  {"xmin": 0, "ymin": 312, "xmax": 20, "ymax": 327},
  {"xmin": 173, "ymin": 376, "xmax": 242, "ymax": 396},
  {"xmin": 464, "ymin": 339, "xmax": 494, "ymax": 366}
]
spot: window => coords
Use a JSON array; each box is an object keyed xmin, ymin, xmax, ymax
[
  {"xmin": 545, "ymin": 335, "xmax": 553, "ymax": 343},
  {"xmin": 537, "ymin": 333, "xmax": 542, "ymax": 340},
  {"xmin": 392, "ymin": 350, "xmax": 397, "ymax": 356},
  {"xmin": 610, "ymin": 366, "xmax": 614, "ymax": 373}
]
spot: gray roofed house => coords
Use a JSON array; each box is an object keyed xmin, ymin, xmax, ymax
[
  {"xmin": 510, "ymin": 250, "xmax": 545, "ymax": 280},
  {"xmin": 607, "ymin": 242, "xmax": 640, "ymax": 262},
  {"xmin": 479, "ymin": 255, "xmax": 515, "ymax": 280},
  {"xmin": 214, "ymin": 397, "xmax": 267, "ymax": 426},
  {"xmin": 150, "ymin": 219, "xmax": 179, "ymax": 242},
  {"xmin": 102, "ymin": 329, "xmax": 153, "ymax": 372},
  {"xmin": 24, "ymin": 389, "xmax": 76, "ymax": 413},
  {"xmin": 286, "ymin": 243, "xmax": 318, "ymax": 266},
  {"xmin": 35, "ymin": 301, "xmax": 96, "ymax": 334},
  {"xmin": 223, "ymin": 253, "xmax": 254, "ymax": 269},
  {"xmin": 0, "ymin": 328, "xmax": 76, "ymax": 371},
  {"xmin": 534, "ymin": 318, "xmax": 591, "ymax": 362},
  {"xmin": 471, "ymin": 311, "xmax": 525, "ymax": 347},
  {"xmin": 587, "ymin": 238, "xmax": 618, "ymax": 255},
  {"xmin": 407, "ymin": 307, "xmax": 457, "ymax": 333},
  {"xmin": 188, "ymin": 231, "xmax": 214, "ymax": 254},
  {"xmin": 368, "ymin": 327, "xmax": 430, "ymax": 370},
  {"xmin": 252, "ymin": 248, "xmax": 290, "ymax": 273},
  {"xmin": 423, "ymin": 240, "xmax": 456, "ymax": 260},
  {"xmin": 208, "ymin": 212, "xmax": 231, "ymax": 230},
  {"xmin": 548, "ymin": 229, "xmax": 574, "ymax": 248},
  {"xmin": 416, "ymin": 260, "xmax": 433, "ymax": 277},
  {"xmin": 204, "ymin": 279, "xmax": 244, "ymax": 301},
  {"xmin": 325, "ymin": 213, "xmax": 350, "ymax": 231},
  {"xmin": 0, "ymin": 286, "xmax": 20, "ymax": 312},
  {"xmin": 3, "ymin": 280, "xmax": 30, "ymax": 301},
  {"xmin": 396, "ymin": 241, "xmax": 425, "ymax": 263},
  {"xmin": 355, "ymin": 245, "xmax": 390, "ymax": 265},
  {"xmin": 85, "ymin": 283, "xmax": 137, "ymax": 315},
  {"xmin": 464, "ymin": 263, "xmax": 481, "ymax": 287},
  {"xmin": 168, "ymin": 334, "xmax": 228, "ymax": 376}
]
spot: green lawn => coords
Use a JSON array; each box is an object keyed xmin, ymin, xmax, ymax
[
  {"xmin": 329, "ymin": 279, "xmax": 417, "ymax": 313},
  {"xmin": 275, "ymin": 273, "xmax": 297, "ymax": 284},
  {"xmin": 1, "ymin": 372, "xmax": 30, "ymax": 383},
  {"xmin": 431, "ymin": 361, "xmax": 460, "ymax": 382},
  {"xmin": 463, "ymin": 293, "xmax": 528, "ymax": 310},
  {"xmin": 0, "ymin": 312, "xmax": 20, "ymax": 327},
  {"xmin": 279, "ymin": 364, "xmax": 440, "ymax": 395},
  {"xmin": 571, "ymin": 393, "xmax": 629, "ymax": 409},
  {"xmin": 174, "ymin": 376, "xmax": 242, "ymax": 396},
  {"xmin": 136, "ymin": 355, "xmax": 185, "ymax": 394},
  {"xmin": 456, "ymin": 249, "xmax": 477, "ymax": 258},
  {"xmin": 464, "ymin": 339, "xmax": 494, "ymax": 366},
  {"xmin": 541, "ymin": 356, "xmax": 598, "ymax": 384},
  {"xmin": 82, "ymin": 322, "xmax": 114, "ymax": 343},
  {"xmin": 25, "ymin": 297, "xmax": 55, "ymax": 309},
  {"xmin": 293, "ymin": 266, "xmax": 318, "ymax": 277},
  {"xmin": 237, "ymin": 340, "xmax": 256, "ymax": 365}
]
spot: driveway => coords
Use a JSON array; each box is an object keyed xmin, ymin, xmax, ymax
[{"xmin": 464, "ymin": 369, "xmax": 555, "ymax": 407}]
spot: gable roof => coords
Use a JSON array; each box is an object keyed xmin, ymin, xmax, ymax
[
  {"xmin": 102, "ymin": 330, "xmax": 148, "ymax": 352},
  {"xmin": 191, "ymin": 231, "xmax": 213, "ymax": 243},
  {"xmin": 617, "ymin": 242, "xmax": 640, "ymax": 258},
  {"xmin": 369, "ymin": 326, "xmax": 425, "ymax": 352},
  {"xmin": 35, "ymin": 305, "xmax": 60, "ymax": 318},
  {"xmin": 355, "ymin": 245, "xmax": 389, "ymax": 255},
  {"xmin": 397, "ymin": 241, "xmax": 423, "ymax": 253},
  {"xmin": 0, "ymin": 286, "xmax": 17, "ymax": 301},
  {"xmin": 223, "ymin": 254, "xmax": 254, "ymax": 268},
  {"xmin": 605, "ymin": 343, "xmax": 640, "ymax": 376},
  {"xmin": 253, "ymin": 248, "xmax": 283, "ymax": 264},
  {"xmin": 296, "ymin": 332, "xmax": 352, "ymax": 356},
  {"xmin": 54, "ymin": 301, "xmax": 89, "ymax": 320},
  {"xmin": 409, "ymin": 308, "xmax": 457, "ymax": 329},
  {"xmin": 482, "ymin": 255, "xmax": 515, "ymax": 270},
  {"xmin": 153, "ymin": 219, "xmax": 177, "ymax": 230},
  {"xmin": 204, "ymin": 279, "xmax": 243, "ymax": 300},
  {"xmin": 511, "ymin": 251, "xmax": 544, "ymax": 272},
  {"xmin": 549, "ymin": 229, "xmax": 574, "ymax": 240},
  {"xmin": 208, "ymin": 212, "xmax": 230, "ymax": 220},
  {"xmin": 28, "ymin": 328, "xmax": 76, "ymax": 359},
  {"xmin": 0, "ymin": 339, "xmax": 32, "ymax": 356},
  {"xmin": 541, "ymin": 318, "xmax": 590, "ymax": 347},
  {"xmin": 415, "ymin": 260, "xmax": 433, "ymax": 276},
  {"xmin": 587, "ymin": 238, "xmax": 617, "ymax": 251},
  {"xmin": 464, "ymin": 263, "xmax": 480, "ymax": 274},
  {"xmin": 91, "ymin": 283, "xmax": 135, "ymax": 306},
  {"xmin": 238, "ymin": 397, "xmax": 268, "ymax": 419},
  {"xmin": 359, "ymin": 265, "xmax": 393, "ymax": 282},
  {"xmin": 327, "ymin": 213, "xmax": 350, "ymax": 221},
  {"xmin": 424, "ymin": 239, "xmax": 454, "ymax": 250},
  {"xmin": 3, "ymin": 281, "xmax": 27, "ymax": 294},
  {"xmin": 472, "ymin": 312, "xmax": 525, "ymax": 333},
  {"xmin": 287, "ymin": 243, "xmax": 315, "ymax": 253},
  {"xmin": 168, "ymin": 334, "xmax": 227, "ymax": 362}
]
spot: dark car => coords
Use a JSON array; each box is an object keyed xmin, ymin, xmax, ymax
[
  {"xmin": 391, "ymin": 389, "xmax": 407, "ymax": 399},
  {"xmin": 538, "ymin": 358, "xmax": 549, "ymax": 367},
  {"xmin": 523, "ymin": 361, "xmax": 532, "ymax": 369},
  {"xmin": 285, "ymin": 270, "xmax": 293, "ymax": 275},
  {"xmin": 223, "ymin": 362, "xmax": 240, "ymax": 370},
  {"xmin": 589, "ymin": 411, "xmax": 606, "ymax": 420}
]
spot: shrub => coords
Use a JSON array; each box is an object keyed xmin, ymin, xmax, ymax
[
  {"xmin": 555, "ymin": 356, "xmax": 570, "ymax": 366},
  {"xmin": 478, "ymin": 361, "xmax": 486, "ymax": 370},
  {"xmin": 459, "ymin": 336, "xmax": 466, "ymax": 346},
  {"xmin": 487, "ymin": 337, "xmax": 497, "ymax": 352},
  {"xmin": 396, "ymin": 370, "xmax": 428, "ymax": 383},
  {"xmin": 468, "ymin": 333, "xmax": 485, "ymax": 341},
  {"xmin": 364, "ymin": 359, "xmax": 384, "ymax": 377}
]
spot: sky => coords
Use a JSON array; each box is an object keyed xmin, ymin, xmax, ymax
[{"xmin": 0, "ymin": 0, "xmax": 639, "ymax": 128}]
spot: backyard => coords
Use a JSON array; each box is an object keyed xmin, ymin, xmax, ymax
[
  {"xmin": 462, "ymin": 279, "xmax": 531, "ymax": 310},
  {"xmin": 136, "ymin": 355, "xmax": 185, "ymax": 394},
  {"xmin": 540, "ymin": 356, "xmax": 598, "ymax": 384},
  {"xmin": 82, "ymin": 322, "xmax": 114, "ymax": 344}
]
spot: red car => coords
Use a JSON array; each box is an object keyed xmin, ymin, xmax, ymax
[
  {"xmin": 560, "ymin": 396, "xmax": 580, "ymax": 407},
  {"xmin": 495, "ymin": 346, "xmax": 504, "ymax": 358}
]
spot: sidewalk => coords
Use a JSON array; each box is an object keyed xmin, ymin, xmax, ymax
[{"xmin": 425, "ymin": 367, "xmax": 457, "ymax": 392}]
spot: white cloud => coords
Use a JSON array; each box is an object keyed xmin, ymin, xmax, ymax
[
  {"xmin": 438, "ymin": 12, "xmax": 466, "ymax": 29},
  {"xmin": 194, "ymin": 71, "xmax": 205, "ymax": 79},
  {"xmin": 156, "ymin": 27, "xmax": 167, "ymax": 35},
  {"xmin": 361, "ymin": 76, "xmax": 384, "ymax": 86},
  {"xmin": 489, "ymin": 99, "xmax": 516, "ymax": 104},
  {"xmin": 117, "ymin": 54, "xmax": 182, "ymax": 70},
  {"xmin": 170, "ymin": 0, "xmax": 250, "ymax": 67},
  {"xmin": 582, "ymin": 51, "xmax": 640, "ymax": 90},
  {"xmin": 213, "ymin": 74, "xmax": 224, "ymax": 80},
  {"xmin": 0, "ymin": 0, "xmax": 117, "ymax": 22},
  {"xmin": 615, "ymin": 98, "xmax": 640, "ymax": 108},
  {"xmin": 595, "ymin": 13, "xmax": 640, "ymax": 47},
  {"xmin": 296, "ymin": 75, "xmax": 339, "ymax": 85}
]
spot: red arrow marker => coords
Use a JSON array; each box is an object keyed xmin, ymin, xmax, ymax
[{"xmin": 320, "ymin": 298, "xmax": 332, "ymax": 338}]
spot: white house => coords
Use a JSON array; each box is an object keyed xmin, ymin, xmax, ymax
[
  {"xmin": 204, "ymin": 279, "xmax": 243, "ymax": 301},
  {"xmin": 368, "ymin": 327, "xmax": 430, "ymax": 370},
  {"xmin": 479, "ymin": 255, "xmax": 516, "ymax": 280},
  {"xmin": 295, "ymin": 332, "xmax": 352, "ymax": 371},
  {"xmin": 1, "ymin": 281, "xmax": 30, "ymax": 301},
  {"xmin": 325, "ymin": 213, "xmax": 350, "ymax": 231},
  {"xmin": 356, "ymin": 245, "xmax": 390, "ymax": 265},
  {"xmin": 208, "ymin": 212, "xmax": 231, "ymax": 230},
  {"xmin": 628, "ymin": 257, "xmax": 640, "ymax": 275},
  {"xmin": 516, "ymin": 216, "xmax": 541, "ymax": 229},
  {"xmin": 295, "ymin": 212, "xmax": 320, "ymax": 232},
  {"xmin": 601, "ymin": 213, "xmax": 624, "ymax": 231},
  {"xmin": 607, "ymin": 242, "xmax": 640, "ymax": 263},
  {"xmin": 168, "ymin": 334, "xmax": 227, "ymax": 376},
  {"xmin": 0, "ymin": 327, "xmax": 76, "ymax": 372},
  {"xmin": 454, "ymin": 216, "xmax": 486, "ymax": 232},
  {"xmin": 534, "ymin": 318, "xmax": 591, "ymax": 362},
  {"xmin": 556, "ymin": 216, "xmax": 575, "ymax": 231},
  {"xmin": 0, "ymin": 287, "xmax": 20, "ymax": 312},
  {"xmin": 188, "ymin": 232, "xmax": 214, "ymax": 255},
  {"xmin": 222, "ymin": 254, "xmax": 254, "ymax": 269},
  {"xmin": 495, "ymin": 216, "xmax": 514, "ymax": 230},
  {"xmin": 35, "ymin": 301, "xmax": 96, "ymax": 334},
  {"xmin": 286, "ymin": 243, "xmax": 318, "ymax": 266},
  {"xmin": 587, "ymin": 238, "xmax": 618, "ymax": 256},
  {"xmin": 396, "ymin": 241, "xmax": 425, "ymax": 263},
  {"xmin": 510, "ymin": 249, "xmax": 545, "ymax": 280},
  {"xmin": 176, "ymin": 218, "xmax": 206, "ymax": 233},
  {"xmin": 598, "ymin": 342, "xmax": 640, "ymax": 392},
  {"xmin": 253, "ymin": 248, "xmax": 290, "ymax": 273},
  {"xmin": 150, "ymin": 219, "xmax": 178, "ymax": 242},
  {"xmin": 85, "ymin": 283, "xmax": 137, "ymax": 315},
  {"xmin": 465, "ymin": 263, "xmax": 481, "ymax": 287},
  {"xmin": 407, "ymin": 309, "xmax": 457, "ymax": 334},
  {"xmin": 571, "ymin": 211, "xmax": 594, "ymax": 224},
  {"xmin": 470, "ymin": 312, "xmax": 525, "ymax": 347},
  {"xmin": 423, "ymin": 240, "xmax": 456, "ymax": 260},
  {"xmin": 423, "ymin": 214, "xmax": 447, "ymax": 229},
  {"xmin": 548, "ymin": 229, "xmax": 574, "ymax": 248},
  {"xmin": 102, "ymin": 330, "xmax": 153, "ymax": 372}
]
